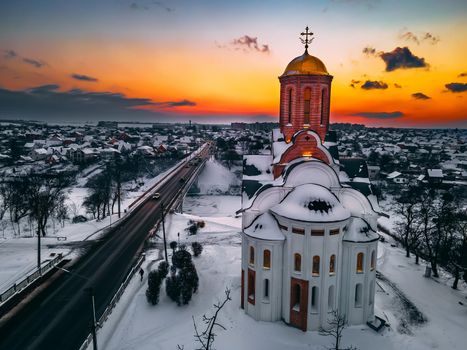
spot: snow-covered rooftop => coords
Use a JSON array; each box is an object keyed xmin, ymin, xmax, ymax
[
  {"xmin": 244, "ymin": 212, "xmax": 285, "ymax": 241},
  {"xmin": 343, "ymin": 217, "xmax": 379, "ymax": 242}
]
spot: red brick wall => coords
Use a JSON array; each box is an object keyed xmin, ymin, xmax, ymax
[{"xmin": 278, "ymin": 75, "xmax": 333, "ymax": 142}]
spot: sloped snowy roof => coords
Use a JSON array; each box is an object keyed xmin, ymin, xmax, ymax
[
  {"xmin": 427, "ymin": 169, "xmax": 443, "ymax": 178},
  {"xmin": 271, "ymin": 184, "xmax": 350, "ymax": 222},
  {"xmin": 343, "ymin": 217, "xmax": 379, "ymax": 242},
  {"xmin": 244, "ymin": 212, "xmax": 285, "ymax": 241}
]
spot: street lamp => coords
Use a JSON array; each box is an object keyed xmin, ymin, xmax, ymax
[{"xmin": 55, "ymin": 266, "xmax": 98, "ymax": 350}]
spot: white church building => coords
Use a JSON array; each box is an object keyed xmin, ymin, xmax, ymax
[{"xmin": 240, "ymin": 28, "xmax": 381, "ymax": 332}]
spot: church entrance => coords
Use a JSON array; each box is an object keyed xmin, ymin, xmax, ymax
[{"xmin": 290, "ymin": 277, "xmax": 308, "ymax": 331}]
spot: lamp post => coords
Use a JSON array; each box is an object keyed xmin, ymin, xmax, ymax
[{"xmin": 55, "ymin": 266, "xmax": 98, "ymax": 350}]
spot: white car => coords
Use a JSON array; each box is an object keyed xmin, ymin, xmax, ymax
[{"xmin": 151, "ymin": 193, "xmax": 161, "ymax": 200}]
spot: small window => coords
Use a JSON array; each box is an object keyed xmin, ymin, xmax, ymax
[
  {"xmin": 264, "ymin": 279, "xmax": 270, "ymax": 299},
  {"xmin": 304, "ymin": 87, "xmax": 311, "ymax": 125},
  {"xmin": 312, "ymin": 255, "xmax": 320, "ymax": 276},
  {"xmin": 356, "ymin": 252, "xmax": 364, "ymax": 273},
  {"xmin": 320, "ymin": 89, "xmax": 326, "ymax": 125},
  {"xmin": 279, "ymin": 224, "xmax": 288, "ymax": 231},
  {"xmin": 311, "ymin": 286, "xmax": 319, "ymax": 312},
  {"xmin": 294, "ymin": 253, "xmax": 302, "ymax": 272},
  {"xmin": 263, "ymin": 249, "xmax": 271, "ymax": 269},
  {"xmin": 330, "ymin": 229, "xmax": 340, "ymax": 236},
  {"xmin": 370, "ymin": 250, "xmax": 376, "ymax": 271},
  {"xmin": 249, "ymin": 246, "xmax": 255, "ymax": 265},
  {"xmin": 329, "ymin": 254, "xmax": 336, "ymax": 274},
  {"xmin": 288, "ymin": 89, "xmax": 293, "ymax": 123},
  {"xmin": 355, "ymin": 283, "xmax": 362, "ymax": 307},
  {"xmin": 328, "ymin": 285, "xmax": 335, "ymax": 311},
  {"xmin": 292, "ymin": 227, "xmax": 305, "ymax": 234},
  {"xmin": 311, "ymin": 230, "xmax": 324, "ymax": 236},
  {"xmin": 248, "ymin": 269, "xmax": 255, "ymax": 304}
]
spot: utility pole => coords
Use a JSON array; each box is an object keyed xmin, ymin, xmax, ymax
[
  {"xmin": 86, "ymin": 287, "xmax": 98, "ymax": 350},
  {"xmin": 116, "ymin": 157, "xmax": 121, "ymax": 219},
  {"xmin": 37, "ymin": 229, "xmax": 41, "ymax": 275},
  {"xmin": 161, "ymin": 202, "xmax": 168, "ymax": 263}
]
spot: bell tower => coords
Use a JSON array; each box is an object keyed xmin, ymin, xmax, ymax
[{"xmin": 279, "ymin": 27, "xmax": 333, "ymax": 142}]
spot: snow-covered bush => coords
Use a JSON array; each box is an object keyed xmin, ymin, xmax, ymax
[
  {"xmin": 166, "ymin": 273, "xmax": 182, "ymax": 306},
  {"xmin": 158, "ymin": 261, "xmax": 169, "ymax": 278},
  {"xmin": 191, "ymin": 241, "xmax": 203, "ymax": 257},
  {"xmin": 146, "ymin": 270, "xmax": 162, "ymax": 305},
  {"xmin": 172, "ymin": 246, "xmax": 192, "ymax": 269}
]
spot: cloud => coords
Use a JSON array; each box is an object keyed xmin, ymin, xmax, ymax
[
  {"xmin": 412, "ymin": 92, "xmax": 431, "ymax": 100},
  {"xmin": 380, "ymin": 47, "xmax": 428, "ymax": 72},
  {"xmin": 231, "ymin": 35, "xmax": 270, "ymax": 54},
  {"xmin": 0, "ymin": 84, "xmax": 195, "ymax": 121},
  {"xmin": 352, "ymin": 111, "xmax": 404, "ymax": 119},
  {"xmin": 130, "ymin": 1, "xmax": 173, "ymax": 12},
  {"xmin": 445, "ymin": 83, "xmax": 467, "ymax": 93},
  {"xmin": 361, "ymin": 80, "xmax": 388, "ymax": 90},
  {"xmin": 362, "ymin": 46, "xmax": 377, "ymax": 57},
  {"xmin": 458, "ymin": 72, "xmax": 467, "ymax": 78},
  {"xmin": 71, "ymin": 73, "xmax": 99, "ymax": 82},
  {"xmin": 398, "ymin": 30, "xmax": 440, "ymax": 45},
  {"xmin": 22, "ymin": 57, "xmax": 47, "ymax": 68},
  {"xmin": 394, "ymin": 83, "xmax": 402, "ymax": 88},
  {"xmin": 4, "ymin": 50, "xmax": 17, "ymax": 59},
  {"xmin": 350, "ymin": 79, "xmax": 361, "ymax": 88}
]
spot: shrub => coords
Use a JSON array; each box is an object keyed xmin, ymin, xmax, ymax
[
  {"xmin": 191, "ymin": 242, "xmax": 203, "ymax": 257},
  {"xmin": 146, "ymin": 270, "xmax": 162, "ymax": 305},
  {"xmin": 158, "ymin": 261, "xmax": 169, "ymax": 278},
  {"xmin": 72, "ymin": 215, "xmax": 88, "ymax": 223},
  {"xmin": 187, "ymin": 223, "xmax": 199, "ymax": 235},
  {"xmin": 169, "ymin": 241, "xmax": 177, "ymax": 253},
  {"xmin": 197, "ymin": 220, "xmax": 205, "ymax": 228},
  {"xmin": 172, "ymin": 248, "xmax": 192, "ymax": 269},
  {"xmin": 166, "ymin": 273, "xmax": 182, "ymax": 306}
]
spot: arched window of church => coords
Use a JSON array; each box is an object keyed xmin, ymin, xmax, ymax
[
  {"xmin": 263, "ymin": 249, "xmax": 271, "ymax": 269},
  {"xmin": 328, "ymin": 285, "xmax": 335, "ymax": 311},
  {"xmin": 304, "ymin": 87, "xmax": 311, "ymax": 125},
  {"xmin": 320, "ymin": 89, "xmax": 326, "ymax": 125},
  {"xmin": 294, "ymin": 253, "xmax": 302, "ymax": 272},
  {"xmin": 311, "ymin": 286, "xmax": 319, "ymax": 312},
  {"xmin": 292, "ymin": 283, "xmax": 301, "ymax": 311},
  {"xmin": 355, "ymin": 283, "xmax": 362, "ymax": 307},
  {"xmin": 329, "ymin": 254, "xmax": 336, "ymax": 275},
  {"xmin": 312, "ymin": 255, "xmax": 320, "ymax": 276},
  {"xmin": 264, "ymin": 279, "xmax": 270, "ymax": 299},
  {"xmin": 249, "ymin": 246, "xmax": 255, "ymax": 265},
  {"xmin": 370, "ymin": 250, "xmax": 376, "ymax": 271},
  {"xmin": 356, "ymin": 252, "xmax": 364, "ymax": 273},
  {"xmin": 288, "ymin": 88, "xmax": 293, "ymax": 124},
  {"xmin": 369, "ymin": 280, "xmax": 374, "ymax": 306}
]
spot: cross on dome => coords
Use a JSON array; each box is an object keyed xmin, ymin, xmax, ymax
[{"xmin": 300, "ymin": 26, "xmax": 314, "ymax": 52}]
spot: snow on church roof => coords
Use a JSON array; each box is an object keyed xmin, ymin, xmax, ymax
[
  {"xmin": 244, "ymin": 212, "xmax": 285, "ymax": 241},
  {"xmin": 270, "ymin": 184, "xmax": 350, "ymax": 222},
  {"xmin": 343, "ymin": 217, "xmax": 379, "ymax": 242}
]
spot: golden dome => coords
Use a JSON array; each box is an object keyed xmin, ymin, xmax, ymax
[{"xmin": 282, "ymin": 50, "xmax": 329, "ymax": 76}]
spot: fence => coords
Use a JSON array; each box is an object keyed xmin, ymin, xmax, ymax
[{"xmin": 0, "ymin": 254, "xmax": 63, "ymax": 304}]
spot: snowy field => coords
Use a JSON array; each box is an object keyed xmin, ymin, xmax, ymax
[{"xmin": 94, "ymin": 190, "xmax": 467, "ymax": 350}]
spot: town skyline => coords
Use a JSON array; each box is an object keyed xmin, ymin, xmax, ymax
[{"xmin": 1, "ymin": 0, "xmax": 466, "ymax": 128}]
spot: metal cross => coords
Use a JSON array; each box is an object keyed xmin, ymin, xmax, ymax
[{"xmin": 300, "ymin": 26, "xmax": 314, "ymax": 52}]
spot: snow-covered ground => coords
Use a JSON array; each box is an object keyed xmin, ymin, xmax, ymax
[
  {"xmin": 0, "ymin": 159, "xmax": 184, "ymax": 291},
  {"xmin": 93, "ymin": 181, "xmax": 467, "ymax": 350},
  {"xmin": 195, "ymin": 159, "xmax": 240, "ymax": 195}
]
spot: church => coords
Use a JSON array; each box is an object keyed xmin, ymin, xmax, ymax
[{"xmin": 240, "ymin": 28, "xmax": 381, "ymax": 332}]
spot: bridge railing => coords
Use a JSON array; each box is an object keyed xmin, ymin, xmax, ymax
[{"xmin": 0, "ymin": 254, "xmax": 63, "ymax": 305}]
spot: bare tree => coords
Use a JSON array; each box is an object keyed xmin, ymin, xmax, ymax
[
  {"xmin": 191, "ymin": 288, "xmax": 232, "ymax": 350},
  {"xmin": 395, "ymin": 186, "xmax": 422, "ymax": 259},
  {"xmin": 319, "ymin": 310, "xmax": 357, "ymax": 350}
]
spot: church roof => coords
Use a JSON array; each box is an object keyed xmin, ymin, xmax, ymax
[
  {"xmin": 281, "ymin": 51, "xmax": 329, "ymax": 77},
  {"xmin": 244, "ymin": 212, "xmax": 285, "ymax": 241},
  {"xmin": 343, "ymin": 217, "xmax": 379, "ymax": 242},
  {"xmin": 270, "ymin": 184, "xmax": 350, "ymax": 223}
]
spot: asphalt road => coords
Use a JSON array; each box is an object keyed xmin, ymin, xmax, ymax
[{"xmin": 0, "ymin": 146, "xmax": 210, "ymax": 350}]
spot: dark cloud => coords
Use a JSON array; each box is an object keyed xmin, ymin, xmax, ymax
[
  {"xmin": 71, "ymin": 73, "xmax": 99, "ymax": 82},
  {"xmin": 130, "ymin": 1, "xmax": 173, "ymax": 12},
  {"xmin": 458, "ymin": 72, "xmax": 467, "ymax": 78},
  {"xmin": 231, "ymin": 35, "xmax": 270, "ymax": 54},
  {"xmin": 380, "ymin": 47, "xmax": 428, "ymax": 72},
  {"xmin": 445, "ymin": 83, "xmax": 467, "ymax": 93},
  {"xmin": 350, "ymin": 79, "xmax": 361, "ymax": 88},
  {"xmin": 362, "ymin": 46, "xmax": 377, "ymax": 57},
  {"xmin": 0, "ymin": 85, "xmax": 195, "ymax": 121},
  {"xmin": 352, "ymin": 111, "xmax": 404, "ymax": 119},
  {"xmin": 394, "ymin": 83, "xmax": 402, "ymax": 88},
  {"xmin": 361, "ymin": 80, "xmax": 388, "ymax": 90},
  {"xmin": 399, "ymin": 31, "xmax": 440, "ymax": 45},
  {"xmin": 412, "ymin": 92, "xmax": 431, "ymax": 100},
  {"xmin": 22, "ymin": 57, "xmax": 47, "ymax": 68},
  {"xmin": 4, "ymin": 50, "xmax": 17, "ymax": 59}
]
